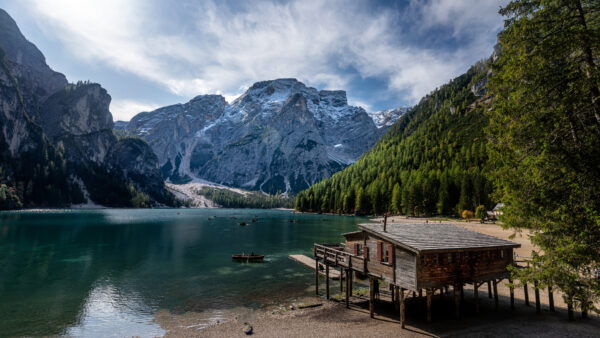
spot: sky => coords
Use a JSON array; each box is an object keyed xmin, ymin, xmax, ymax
[{"xmin": 0, "ymin": 0, "xmax": 507, "ymax": 121}]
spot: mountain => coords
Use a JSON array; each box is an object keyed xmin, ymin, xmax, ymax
[
  {"xmin": 0, "ymin": 9, "xmax": 174, "ymax": 208},
  {"xmin": 295, "ymin": 61, "xmax": 494, "ymax": 215},
  {"xmin": 368, "ymin": 107, "xmax": 406, "ymax": 128},
  {"xmin": 124, "ymin": 78, "xmax": 396, "ymax": 194}
]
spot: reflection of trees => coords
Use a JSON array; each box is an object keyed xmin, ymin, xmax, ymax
[{"xmin": 0, "ymin": 210, "xmax": 361, "ymax": 336}]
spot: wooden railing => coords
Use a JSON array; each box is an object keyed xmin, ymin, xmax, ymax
[{"xmin": 314, "ymin": 243, "xmax": 365, "ymax": 273}]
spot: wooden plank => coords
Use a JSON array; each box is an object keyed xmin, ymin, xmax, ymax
[{"xmin": 289, "ymin": 255, "xmax": 342, "ymax": 280}]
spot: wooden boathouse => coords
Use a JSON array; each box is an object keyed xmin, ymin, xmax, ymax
[{"xmin": 313, "ymin": 221, "xmax": 521, "ymax": 327}]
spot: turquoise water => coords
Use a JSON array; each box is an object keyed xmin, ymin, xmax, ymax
[{"xmin": 0, "ymin": 209, "xmax": 365, "ymax": 336}]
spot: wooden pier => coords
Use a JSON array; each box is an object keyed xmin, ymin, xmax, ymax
[{"xmin": 288, "ymin": 254, "xmax": 342, "ymax": 280}]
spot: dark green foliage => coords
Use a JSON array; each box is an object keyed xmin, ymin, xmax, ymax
[
  {"xmin": 295, "ymin": 64, "xmax": 494, "ymax": 216},
  {"xmin": 489, "ymin": 0, "xmax": 600, "ymax": 314},
  {"xmin": 198, "ymin": 187, "xmax": 293, "ymax": 209}
]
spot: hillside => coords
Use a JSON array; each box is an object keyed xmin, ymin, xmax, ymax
[
  {"xmin": 0, "ymin": 9, "xmax": 175, "ymax": 208},
  {"xmin": 295, "ymin": 61, "xmax": 494, "ymax": 216}
]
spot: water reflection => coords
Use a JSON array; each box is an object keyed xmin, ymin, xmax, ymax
[{"xmin": 0, "ymin": 209, "xmax": 363, "ymax": 336}]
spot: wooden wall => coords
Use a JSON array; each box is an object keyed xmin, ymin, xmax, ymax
[
  {"xmin": 364, "ymin": 233, "xmax": 395, "ymax": 284},
  {"xmin": 395, "ymin": 248, "xmax": 417, "ymax": 290},
  {"xmin": 417, "ymin": 248, "xmax": 514, "ymax": 289}
]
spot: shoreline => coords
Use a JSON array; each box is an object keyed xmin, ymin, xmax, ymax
[{"xmin": 154, "ymin": 217, "xmax": 598, "ymax": 337}]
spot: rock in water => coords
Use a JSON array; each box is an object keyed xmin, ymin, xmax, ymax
[{"xmin": 243, "ymin": 323, "xmax": 253, "ymax": 335}]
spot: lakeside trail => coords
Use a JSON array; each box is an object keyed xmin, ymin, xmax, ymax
[{"xmin": 155, "ymin": 217, "xmax": 599, "ymax": 337}]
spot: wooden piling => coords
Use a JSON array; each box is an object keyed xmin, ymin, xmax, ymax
[
  {"xmin": 325, "ymin": 264, "xmax": 330, "ymax": 299},
  {"xmin": 394, "ymin": 286, "xmax": 400, "ymax": 311},
  {"xmin": 567, "ymin": 295, "xmax": 574, "ymax": 321},
  {"xmin": 345, "ymin": 269, "xmax": 350, "ymax": 308},
  {"xmin": 419, "ymin": 289, "xmax": 423, "ymax": 298},
  {"xmin": 315, "ymin": 257, "xmax": 319, "ymax": 296},
  {"xmin": 426, "ymin": 289, "xmax": 432, "ymax": 323},
  {"xmin": 400, "ymin": 288, "xmax": 406, "ymax": 328},
  {"xmin": 548, "ymin": 285, "xmax": 555, "ymax": 312},
  {"xmin": 454, "ymin": 285, "xmax": 460, "ymax": 319},
  {"xmin": 460, "ymin": 284, "xmax": 464, "ymax": 304},
  {"xmin": 487, "ymin": 281, "xmax": 492, "ymax": 298},
  {"xmin": 509, "ymin": 277, "xmax": 515, "ymax": 309},
  {"xmin": 534, "ymin": 279, "xmax": 540, "ymax": 314},
  {"xmin": 340, "ymin": 267, "xmax": 344, "ymax": 293},
  {"xmin": 474, "ymin": 282, "xmax": 479, "ymax": 314},
  {"xmin": 391, "ymin": 284, "xmax": 395, "ymax": 303},
  {"xmin": 524, "ymin": 282, "xmax": 530, "ymax": 306},
  {"xmin": 493, "ymin": 279, "xmax": 499, "ymax": 311},
  {"xmin": 369, "ymin": 277, "xmax": 375, "ymax": 318}
]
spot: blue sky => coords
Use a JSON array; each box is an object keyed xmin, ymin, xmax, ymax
[{"xmin": 1, "ymin": 0, "xmax": 507, "ymax": 121}]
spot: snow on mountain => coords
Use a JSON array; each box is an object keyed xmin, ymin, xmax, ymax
[
  {"xmin": 368, "ymin": 107, "xmax": 407, "ymax": 128},
  {"xmin": 122, "ymin": 78, "xmax": 397, "ymax": 194}
]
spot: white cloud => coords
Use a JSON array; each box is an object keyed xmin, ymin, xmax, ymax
[
  {"xmin": 25, "ymin": 0, "xmax": 505, "ymax": 108},
  {"xmin": 110, "ymin": 99, "xmax": 159, "ymax": 121}
]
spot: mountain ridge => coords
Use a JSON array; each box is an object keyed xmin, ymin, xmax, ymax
[{"xmin": 122, "ymin": 78, "xmax": 405, "ymax": 194}]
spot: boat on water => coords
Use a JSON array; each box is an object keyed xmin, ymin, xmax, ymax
[{"xmin": 232, "ymin": 254, "xmax": 265, "ymax": 262}]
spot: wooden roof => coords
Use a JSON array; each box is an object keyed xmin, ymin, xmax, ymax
[{"xmin": 358, "ymin": 222, "xmax": 520, "ymax": 254}]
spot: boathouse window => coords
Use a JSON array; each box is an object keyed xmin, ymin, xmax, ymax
[
  {"xmin": 420, "ymin": 255, "xmax": 425, "ymax": 265},
  {"xmin": 352, "ymin": 243, "xmax": 363, "ymax": 256},
  {"xmin": 447, "ymin": 253, "xmax": 453, "ymax": 264}
]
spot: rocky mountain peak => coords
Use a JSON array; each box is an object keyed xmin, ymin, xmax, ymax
[
  {"xmin": 0, "ymin": 9, "xmax": 67, "ymax": 108},
  {"xmin": 368, "ymin": 107, "xmax": 407, "ymax": 128},
  {"xmin": 318, "ymin": 90, "xmax": 347, "ymax": 107}
]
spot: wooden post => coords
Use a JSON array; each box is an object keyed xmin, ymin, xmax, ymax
[
  {"xmin": 394, "ymin": 286, "xmax": 400, "ymax": 311},
  {"xmin": 315, "ymin": 258, "xmax": 319, "ymax": 296},
  {"xmin": 548, "ymin": 285, "xmax": 555, "ymax": 312},
  {"xmin": 400, "ymin": 288, "xmax": 406, "ymax": 328},
  {"xmin": 419, "ymin": 289, "xmax": 423, "ymax": 298},
  {"xmin": 524, "ymin": 282, "xmax": 530, "ymax": 306},
  {"xmin": 460, "ymin": 284, "xmax": 465, "ymax": 304},
  {"xmin": 391, "ymin": 284, "xmax": 395, "ymax": 303},
  {"xmin": 413, "ymin": 291, "xmax": 416, "ymax": 298},
  {"xmin": 369, "ymin": 277, "xmax": 375, "ymax": 318},
  {"xmin": 487, "ymin": 281, "xmax": 492, "ymax": 298},
  {"xmin": 533, "ymin": 279, "xmax": 540, "ymax": 314},
  {"xmin": 426, "ymin": 289, "xmax": 432, "ymax": 323},
  {"xmin": 325, "ymin": 263, "xmax": 330, "ymax": 299},
  {"xmin": 349, "ymin": 270, "xmax": 353, "ymax": 295},
  {"xmin": 567, "ymin": 295, "xmax": 574, "ymax": 321},
  {"xmin": 493, "ymin": 280, "xmax": 499, "ymax": 311},
  {"xmin": 454, "ymin": 285, "xmax": 460, "ymax": 319},
  {"xmin": 509, "ymin": 277, "xmax": 515, "ymax": 310},
  {"xmin": 474, "ymin": 282, "xmax": 479, "ymax": 314},
  {"xmin": 340, "ymin": 267, "xmax": 344, "ymax": 293},
  {"xmin": 582, "ymin": 291, "xmax": 589, "ymax": 319},
  {"xmin": 345, "ymin": 269, "xmax": 350, "ymax": 308},
  {"xmin": 439, "ymin": 287, "xmax": 443, "ymax": 301}
]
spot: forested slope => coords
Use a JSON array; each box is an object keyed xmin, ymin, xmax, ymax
[{"xmin": 295, "ymin": 62, "xmax": 494, "ymax": 216}]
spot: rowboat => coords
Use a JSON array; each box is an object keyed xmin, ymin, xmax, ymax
[{"xmin": 232, "ymin": 254, "xmax": 265, "ymax": 262}]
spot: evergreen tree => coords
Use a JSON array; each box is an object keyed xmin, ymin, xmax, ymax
[{"xmin": 489, "ymin": 0, "xmax": 600, "ymax": 314}]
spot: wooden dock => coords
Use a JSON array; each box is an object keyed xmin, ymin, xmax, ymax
[{"xmin": 289, "ymin": 254, "xmax": 342, "ymax": 280}]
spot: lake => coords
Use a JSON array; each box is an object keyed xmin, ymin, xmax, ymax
[{"xmin": 0, "ymin": 209, "xmax": 366, "ymax": 336}]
